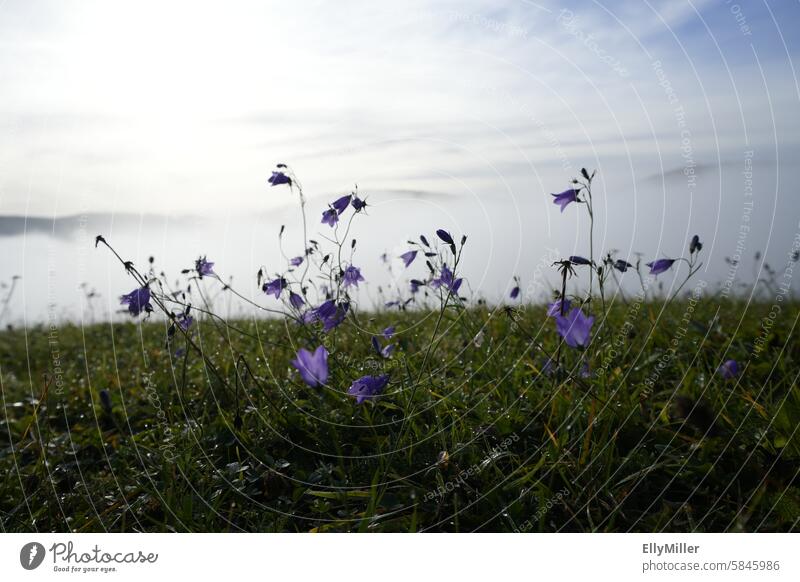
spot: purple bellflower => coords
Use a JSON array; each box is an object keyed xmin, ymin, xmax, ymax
[
  {"xmin": 310, "ymin": 300, "xmax": 350, "ymax": 332},
  {"xmin": 321, "ymin": 208, "xmax": 339, "ymax": 227},
  {"xmin": 291, "ymin": 346, "xmax": 329, "ymax": 388},
  {"xmin": 268, "ymin": 171, "xmax": 291, "ymax": 187},
  {"xmin": 647, "ymin": 258, "xmax": 676, "ymax": 275},
  {"xmin": 120, "ymin": 286, "xmax": 153, "ymax": 316},
  {"xmin": 332, "ymin": 194, "xmax": 352, "ymax": 214},
  {"xmin": 347, "ymin": 374, "xmax": 390, "ymax": 404},
  {"xmin": 289, "ymin": 291, "xmax": 305, "ymax": 309},
  {"xmin": 176, "ymin": 312, "xmax": 194, "ymax": 331},
  {"xmin": 352, "ymin": 196, "xmax": 367, "ymax": 211},
  {"xmin": 510, "ymin": 286, "xmax": 520, "ymax": 300},
  {"xmin": 546, "ymin": 298, "xmax": 571, "ymax": 317},
  {"xmin": 400, "ymin": 250, "xmax": 418, "ymax": 268},
  {"xmin": 290, "ymin": 256, "xmax": 304, "ymax": 267},
  {"xmin": 196, "ymin": 257, "xmax": 215, "ymax": 277},
  {"xmin": 717, "ymin": 359, "xmax": 739, "ymax": 380},
  {"xmin": 551, "ymin": 189, "xmax": 578, "ymax": 212},
  {"xmin": 371, "ymin": 336, "xmax": 395, "ymax": 359},
  {"xmin": 263, "ymin": 277, "xmax": 287, "ymax": 299},
  {"xmin": 430, "ymin": 265, "xmax": 462, "ymax": 293},
  {"xmin": 555, "ymin": 307, "xmax": 594, "ymax": 348},
  {"xmin": 343, "ymin": 266, "xmax": 365, "ymax": 288}
]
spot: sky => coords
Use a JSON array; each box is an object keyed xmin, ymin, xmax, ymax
[{"xmin": 1, "ymin": 0, "xmax": 799, "ymax": 321}]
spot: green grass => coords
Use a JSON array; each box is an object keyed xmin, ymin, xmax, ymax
[{"xmin": 1, "ymin": 298, "xmax": 799, "ymax": 532}]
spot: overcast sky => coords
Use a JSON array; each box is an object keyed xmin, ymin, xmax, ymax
[
  {"xmin": 1, "ymin": 0, "xmax": 797, "ymax": 212},
  {"xmin": 1, "ymin": 1, "xmax": 799, "ymax": 320}
]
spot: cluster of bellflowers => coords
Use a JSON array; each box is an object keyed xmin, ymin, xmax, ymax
[
  {"xmin": 104, "ymin": 163, "xmax": 739, "ymax": 416},
  {"xmin": 543, "ymin": 167, "xmax": 738, "ymax": 381},
  {"xmin": 108, "ymin": 164, "xmax": 468, "ymax": 407}
]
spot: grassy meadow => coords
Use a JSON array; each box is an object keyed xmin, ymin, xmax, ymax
[{"xmin": 1, "ymin": 297, "xmax": 799, "ymax": 532}]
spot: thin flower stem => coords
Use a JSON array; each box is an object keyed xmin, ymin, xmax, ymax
[{"xmin": 98, "ymin": 237, "xmax": 236, "ymax": 401}]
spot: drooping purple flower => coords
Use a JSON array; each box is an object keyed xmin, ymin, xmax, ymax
[
  {"xmin": 343, "ymin": 265, "xmax": 365, "ymax": 288},
  {"xmin": 347, "ymin": 374, "xmax": 390, "ymax": 404},
  {"xmin": 436, "ymin": 229, "xmax": 454, "ymax": 245},
  {"xmin": 569, "ymin": 256, "xmax": 592, "ymax": 266},
  {"xmin": 176, "ymin": 312, "xmax": 194, "ymax": 331},
  {"xmin": 352, "ymin": 196, "xmax": 367, "ymax": 211},
  {"xmin": 510, "ymin": 286, "xmax": 520, "ymax": 300},
  {"xmin": 555, "ymin": 307, "xmax": 594, "ymax": 348},
  {"xmin": 313, "ymin": 299, "xmax": 337, "ymax": 321},
  {"xmin": 120, "ymin": 286, "xmax": 153, "ymax": 316},
  {"xmin": 551, "ymin": 189, "xmax": 578, "ymax": 212},
  {"xmin": 371, "ymin": 336, "xmax": 395, "ymax": 359},
  {"xmin": 400, "ymin": 250, "xmax": 418, "ymax": 268},
  {"xmin": 289, "ymin": 256, "xmax": 304, "ymax": 267},
  {"xmin": 580, "ymin": 361, "xmax": 593, "ymax": 378},
  {"xmin": 717, "ymin": 359, "xmax": 739, "ymax": 380},
  {"xmin": 289, "ymin": 291, "xmax": 305, "ymax": 309},
  {"xmin": 646, "ymin": 258, "xmax": 676, "ymax": 275},
  {"xmin": 613, "ymin": 259, "xmax": 633, "ymax": 273},
  {"xmin": 291, "ymin": 346, "xmax": 329, "ymax": 388},
  {"xmin": 195, "ymin": 256, "xmax": 215, "ymax": 277},
  {"xmin": 430, "ymin": 265, "xmax": 462, "ymax": 293},
  {"xmin": 332, "ymin": 194, "xmax": 352, "ymax": 214},
  {"xmin": 321, "ymin": 208, "xmax": 339, "ymax": 227},
  {"xmin": 382, "ymin": 326, "xmax": 395, "ymax": 339},
  {"xmin": 546, "ymin": 298, "xmax": 571, "ymax": 317},
  {"xmin": 263, "ymin": 277, "xmax": 287, "ymax": 299},
  {"xmin": 311, "ymin": 299, "xmax": 350, "ymax": 332},
  {"xmin": 268, "ymin": 171, "xmax": 291, "ymax": 187},
  {"xmin": 410, "ymin": 279, "xmax": 423, "ymax": 294}
]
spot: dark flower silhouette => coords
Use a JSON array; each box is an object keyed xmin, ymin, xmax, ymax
[
  {"xmin": 268, "ymin": 171, "xmax": 291, "ymax": 187},
  {"xmin": 613, "ymin": 259, "xmax": 633, "ymax": 272}
]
